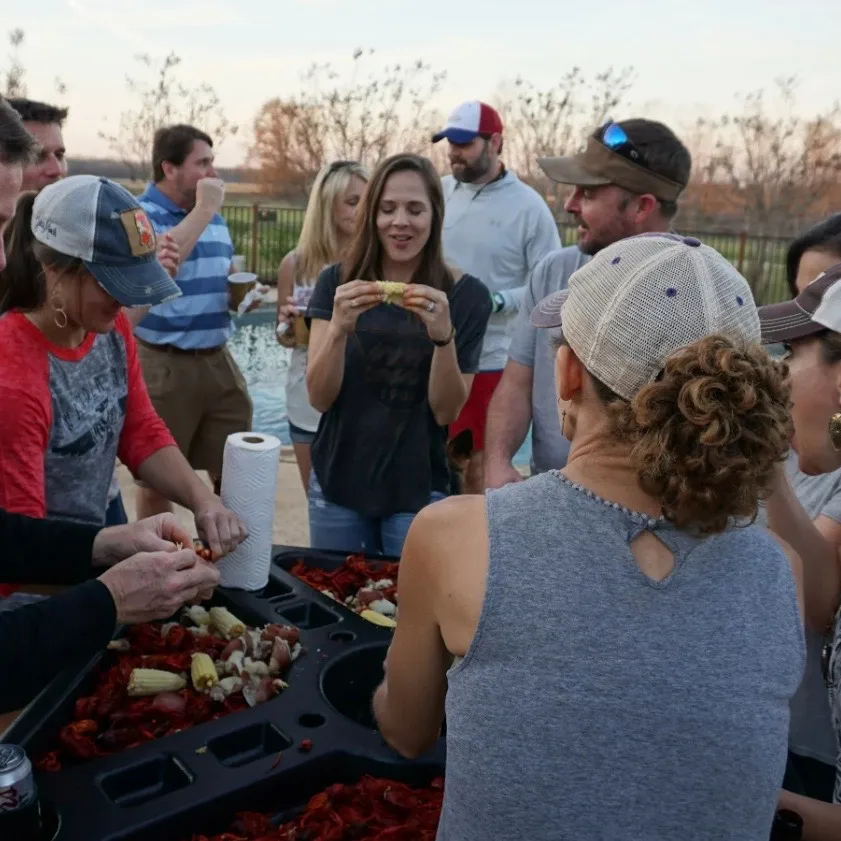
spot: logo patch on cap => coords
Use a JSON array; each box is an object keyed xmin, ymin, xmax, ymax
[{"xmin": 120, "ymin": 208, "xmax": 157, "ymax": 257}]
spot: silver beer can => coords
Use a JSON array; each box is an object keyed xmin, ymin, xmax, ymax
[{"xmin": 0, "ymin": 745, "xmax": 36, "ymax": 813}]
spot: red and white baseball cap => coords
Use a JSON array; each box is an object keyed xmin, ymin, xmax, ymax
[{"xmin": 432, "ymin": 101, "xmax": 504, "ymax": 144}]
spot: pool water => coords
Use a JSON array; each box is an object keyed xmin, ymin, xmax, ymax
[{"xmin": 228, "ymin": 308, "xmax": 532, "ymax": 466}]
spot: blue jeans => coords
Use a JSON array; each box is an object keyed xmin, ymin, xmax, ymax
[{"xmin": 308, "ymin": 472, "xmax": 445, "ymax": 557}]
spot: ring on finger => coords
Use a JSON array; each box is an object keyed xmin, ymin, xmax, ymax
[{"xmin": 426, "ymin": 301, "xmax": 435, "ymax": 313}]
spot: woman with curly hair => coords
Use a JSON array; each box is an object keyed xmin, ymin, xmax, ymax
[{"xmin": 373, "ymin": 234, "xmax": 804, "ymax": 841}]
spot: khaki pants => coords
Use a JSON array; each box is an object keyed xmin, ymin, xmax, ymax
[{"xmin": 137, "ymin": 341, "xmax": 253, "ymax": 478}]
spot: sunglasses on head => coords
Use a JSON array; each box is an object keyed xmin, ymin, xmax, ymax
[{"xmin": 598, "ymin": 121, "xmax": 648, "ymax": 169}]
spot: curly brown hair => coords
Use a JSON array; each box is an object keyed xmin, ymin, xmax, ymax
[{"xmin": 582, "ymin": 334, "xmax": 792, "ymax": 535}]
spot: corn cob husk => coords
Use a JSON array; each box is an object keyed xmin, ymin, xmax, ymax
[
  {"xmin": 191, "ymin": 653, "xmax": 219, "ymax": 692},
  {"xmin": 186, "ymin": 605, "xmax": 211, "ymax": 626},
  {"xmin": 127, "ymin": 668, "xmax": 187, "ymax": 697},
  {"xmin": 360, "ymin": 609, "xmax": 397, "ymax": 628},
  {"xmin": 209, "ymin": 606, "xmax": 246, "ymax": 640}
]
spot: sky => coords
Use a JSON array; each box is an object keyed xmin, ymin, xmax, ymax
[{"xmin": 6, "ymin": 0, "xmax": 840, "ymax": 167}]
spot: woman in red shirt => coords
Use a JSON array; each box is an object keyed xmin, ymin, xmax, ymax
[{"xmin": 0, "ymin": 175, "xmax": 246, "ymax": 591}]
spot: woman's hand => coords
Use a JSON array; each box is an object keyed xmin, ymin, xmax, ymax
[
  {"xmin": 402, "ymin": 284, "xmax": 453, "ymax": 343},
  {"xmin": 276, "ymin": 296, "xmax": 299, "ymax": 348},
  {"xmin": 331, "ymin": 280, "xmax": 386, "ymax": 335}
]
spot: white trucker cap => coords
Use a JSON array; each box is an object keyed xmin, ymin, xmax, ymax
[{"xmin": 530, "ymin": 233, "xmax": 761, "ymax": 401}]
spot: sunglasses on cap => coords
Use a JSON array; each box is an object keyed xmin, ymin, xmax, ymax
[{"xmin": 599, "ymin": 121, "xmax": 649, "ymax": 169}]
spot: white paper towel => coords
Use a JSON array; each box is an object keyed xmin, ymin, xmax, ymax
[{"xmin": 217, "ymin": 432, "xmax": 281, "ymax": 590}]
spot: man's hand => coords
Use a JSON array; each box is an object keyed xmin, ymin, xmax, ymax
[
  {"xmin": 193, "ymin": 495, "xmax": 247, "ymax": 558},
  {"xmin": 99, "ymin": 550, "xmax": 220, "ymax": 624},
  {"xmin": 484, "ymin": 459, "xmax": 524, "ymax": 490},
  {"xmin": 92, "ymin": 513, "xmax": 194, "ymax": 568},
  {"xmin": 195, "ymin": 178, "xmax": 226, "ymax": 215},
  {"xmin": 156, "ymin": 232, "xmax": 180, "ymax": 279}
]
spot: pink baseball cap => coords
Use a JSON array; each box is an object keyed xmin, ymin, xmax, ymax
[{"xmin": 432, "ymin": 101, "xmax": 503, "ymax": 144}]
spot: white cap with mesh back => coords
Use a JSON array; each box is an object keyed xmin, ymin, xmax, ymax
[
  {"xmin": 530, "ymin": 233, "xmax": 761, "ymax": 401},
  {"xmin": 31, "ymin": 174, "xmax": 181, "ymax": 308}
]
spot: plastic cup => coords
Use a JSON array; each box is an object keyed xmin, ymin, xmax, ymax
[{"xmin": 228, "ymin": 271, "xmax": 258, "ymax": 312}]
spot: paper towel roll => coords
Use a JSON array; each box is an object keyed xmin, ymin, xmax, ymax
[{"xmin": 217, "ymin": 432, "xmax": 281, "ymax": 590}]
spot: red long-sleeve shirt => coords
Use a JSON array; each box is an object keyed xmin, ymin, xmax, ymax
[{"xmin": 0, "ymin": 311, "xmax": 175, "ymax": 594}]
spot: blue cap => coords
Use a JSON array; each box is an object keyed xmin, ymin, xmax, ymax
[{"xmin": 31, "ymin": 175, "xmax": 182, "ymax": 308}]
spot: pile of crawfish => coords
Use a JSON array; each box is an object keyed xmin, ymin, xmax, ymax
[
  {"xmin": 35, "ymin": 615, "xmax": 299, "ymax": 772},
  {"xmin": 290, "ymin": 554, "xmax": 399, "ymax": 617},
  {"xmin": 185, "ymin": 774, "xmax": 444, "ymax": 841}
]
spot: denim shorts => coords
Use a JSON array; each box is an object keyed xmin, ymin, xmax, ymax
[
  {"xmin": 307, "ymin": 471, "xmax": 445, "ymax": 558},
  {"xmin": 288, "ymin": 422, "xmax": 317, "ymax": 446}
]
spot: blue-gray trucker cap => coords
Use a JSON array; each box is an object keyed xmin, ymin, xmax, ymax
[{"xmin": 31, "ymin": 175, "xmax": 181, "ymax": 308}]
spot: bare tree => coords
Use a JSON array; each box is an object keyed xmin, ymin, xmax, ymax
[
  {"xmin": 494, "ymin": 67, "xmax": 634, "ymax": 199},
  {"xmin": 100, "ymin": 52, "xmax": 238, "ymax": 180},
  {"xmin": 701, "ymin": 78, "xmax": 841, "ymax": 236},
  {"xmin": 250, "ymin": 100, "xmax": 326, "ymax": 198},
  {"xmin": 2, "ymin": 29, "xmax": 26, "ymax": 97},
  {"xmin": 249, "ymin": 48, "xmax": 446, "ymax": 195},
  {"xmin": 695, "ymin": 78, "xmax": 841, "ymax": 299}
]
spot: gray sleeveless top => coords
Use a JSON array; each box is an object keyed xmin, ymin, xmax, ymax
[{"xmin": 438, "ymin": 471, "xmax": 805, "ymax": 841}]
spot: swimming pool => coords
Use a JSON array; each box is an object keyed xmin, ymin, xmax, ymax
[{"xmin": 228, "ymin": 307, "xmax": 533, "ymax": 466}]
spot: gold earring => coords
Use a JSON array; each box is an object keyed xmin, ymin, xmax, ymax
[
  {"xmin": 50, "ymin": 285, "xmax": 68, "ymax": 329},
  {"xmin": 830, "ymin": 413, "xmax": 841, "ymax": 451}
]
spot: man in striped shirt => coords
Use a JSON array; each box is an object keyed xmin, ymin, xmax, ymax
[{"xmin": 134, "ymin": 124, "xmax": 252, "ymax": 519}]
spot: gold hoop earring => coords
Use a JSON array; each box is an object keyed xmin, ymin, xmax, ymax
[
  {"xmin": 830, "ymin": 413, "xmax": 841, "ymax": 451},
  {"xmin": 50, "ymin": 285, "xmax": 68, "ymax": 330}
]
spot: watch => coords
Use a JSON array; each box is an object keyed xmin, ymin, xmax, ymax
[{"xmin": 491, "ymin": 292, "xmax": 505, "ymax": 313}]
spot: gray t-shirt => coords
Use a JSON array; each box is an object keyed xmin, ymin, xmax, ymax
[
  {"xmin": 507, "ymin": 246, "xmax": 590, "ymax": 473},
  {"xmin": 758, "ymin": 452, "xmax": 841, "ymax": 766}
]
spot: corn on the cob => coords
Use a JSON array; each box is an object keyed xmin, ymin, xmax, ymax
[
  {"xmin": 127, "ymin": 668, "xmax": 187, "ymax": 696},
  {"xmin": 360, "ymin": 609, "xmax": 397, "ymax": 628},
  {"xmin": 186, "ymin": 605, "xmax": 211, "ymax": 626},
  {"xmin": 209, "ymin": 606, "xmax": 245, "ymax": 639},
  {"xmin": 376, "ymin": 280, "xmax": 407, "ymax": 304},
  {"xmin": 191, "ymin": 653, "xmax": 219, "ymax": 692}
]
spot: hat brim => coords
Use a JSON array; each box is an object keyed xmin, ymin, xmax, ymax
[
  {"xmin": 758, "ymin": 300, "xmax": 825, "ymax": 344},
  {"xmin": 85, "ymin": 257, "xmax": 182, "ymax": 308},
  {"xmin": 531, "ymin": 289, "xmax": 569, "ymax": 329},
  {"xmin": 537, "ymin": 155, "xmax": 613, "ymax": 187},
  {"xmin": 432, "ymin": 127, "xmax": 480, "ymax": 145}
]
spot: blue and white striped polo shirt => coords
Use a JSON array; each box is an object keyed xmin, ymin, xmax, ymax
[{"xmin": 135, "ymin": 183, "xmax": 234, "ymax": 349}]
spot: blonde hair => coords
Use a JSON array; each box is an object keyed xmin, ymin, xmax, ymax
[{"xmin": 295, "ymin": 160, "xmax": 369, "ymax": 284}]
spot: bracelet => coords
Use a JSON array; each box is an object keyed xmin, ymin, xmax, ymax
[
  {"xmin": 431, "ymin": 325, "xmax": 456, "ymax": 347},
  {"xmin": 491, "ymin": 292, "xmax": 505, "ymax": 314}
]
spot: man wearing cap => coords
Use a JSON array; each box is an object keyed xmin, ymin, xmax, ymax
[
  {"xmin": 484, "ymin": 118, "xmax": 692, "ymax": 488},
  {"xmin": 133, "ymin": 124, "xmax": 253, "ymax": 521},
  {"xmin": 432, "ymin": 101, "xmax": 561, "ymax": 493}
]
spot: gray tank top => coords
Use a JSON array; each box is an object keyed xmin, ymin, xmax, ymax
[{"xmin": 438, "ymin": 471, "xmax": 805, "ymax": 841}]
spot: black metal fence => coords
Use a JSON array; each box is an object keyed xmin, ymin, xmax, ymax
[{"xmin": 223, "ymin": 204, "xmax": 794, "ymax": 305}]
